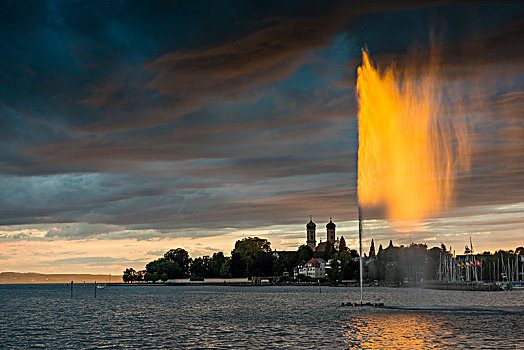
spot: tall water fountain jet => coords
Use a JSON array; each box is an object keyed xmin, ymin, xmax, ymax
[
  {"xmin": 355, "ymin": 49, "xmax": 471, "ymax": 302},
  {"xmin": 357, "ymin": 49, "xmax": 470, "ymax": 226}
]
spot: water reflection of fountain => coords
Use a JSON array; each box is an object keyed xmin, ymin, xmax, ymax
[{"xmin": 341, "ymin": 311, "xmax": 457, "ymax": 349}]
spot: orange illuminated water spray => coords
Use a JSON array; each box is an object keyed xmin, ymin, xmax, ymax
[
  {"xmin": 356, "ymin": 49, "xmax": 470, "ymax": 227},
  {"xmin": 355, "ymin": 49, "xmax": 470, "ymax": 302}
]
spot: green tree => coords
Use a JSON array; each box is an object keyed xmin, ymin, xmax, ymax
[
  {"xmin": 323, "ymin": 242, "xmax": 336, "ymax": 260},
  {"xmin": 209, "ymin": 252, "xmax": 227, "ymax": 277},
  {"xmin": 339, "ymin": 250, "xmax": 358, "ymax": 280},
  {"xmin": 273, "ymin": 253, "xmax": 297, "ymax": 276},
  {"xmin": 229, "ymin": 252, "xmax": 246, "ymax": 277},
  {"xmin": 160, "ymin": 272, "xmax": 168, "ymax": 282},
  {"xmin": 233, "ymin": 237, "xmax": 271, "ymax": 260},
  {"xmin": 146, "ymin": 258, "xmax": 183, "ymax": 279},
  {"xmin": 296, "ymin": 245, "xmax": 313, "ymax": 263},
  {"xmin": 122, "ymin": 268, "xmax": 136, "ymax": 283},
  {"xmin": 327, "ymin": 254, "xmax": 341, "ymax": 284},
  {"xmin": 164, "ymin": 248, "xmax": 191, "ymax": 277},
  {"xmin": 328, "ymin": 250, "xmax": 358, "ymax": 284},
  {"xmin": 144, "ymin": 272, "xmax": 155, "ymax": 282},
  {"xmin": 191, "ymin": 257, "xmax": 206, "ymax": 280},
  {"xmin": 232, "ymin": 237, "xmax": 272, "ymax": 277},
  {"xmin": 220, "ymin": 259, "xmax": 231, "ymax": 278}
]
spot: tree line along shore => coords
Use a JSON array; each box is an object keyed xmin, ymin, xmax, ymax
[{"xmin": 123, "ymin": 237, "xmax": 524, "ymax": 286}]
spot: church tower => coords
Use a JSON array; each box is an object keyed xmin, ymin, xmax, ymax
[
  {"xmin": 306, "ymin": 216, "xmax": 316, "ymax": 250},
  {"xmin": 326, "ymin": 218, "xmax": 336, "ymax": 244}
]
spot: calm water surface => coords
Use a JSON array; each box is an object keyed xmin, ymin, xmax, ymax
[{"xmin": 0, "ymin": 284, "xmax": 522, "ymax": 349}]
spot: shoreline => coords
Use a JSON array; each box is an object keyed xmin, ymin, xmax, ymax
[{"xmin": 2, "ymin": 281, "xmax": 519, "ymax": 291}]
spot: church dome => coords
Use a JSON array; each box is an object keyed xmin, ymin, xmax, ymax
[
  {"xmin": 326, "ymin": 219, "xmax": 336, "ymax": 229},
  {"xmin": 306, "ymin": 219, "xmax": 316, "ymax": 229}
]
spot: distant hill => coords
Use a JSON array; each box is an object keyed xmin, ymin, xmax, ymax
[{"xmin": 0, "ymin": 272, "xmax": 122, "ymax": 284}]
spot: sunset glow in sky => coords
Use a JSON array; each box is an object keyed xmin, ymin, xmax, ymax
[{"xmin": 1, "ymin": 1, "xmax": 523, "ymax": 274}]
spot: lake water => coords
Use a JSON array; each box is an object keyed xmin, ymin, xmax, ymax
[{"xmin": 0, "ymin": 284, "xmax": 522, "ymax": 349}]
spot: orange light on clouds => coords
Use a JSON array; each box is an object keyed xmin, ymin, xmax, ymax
[{"xmin": 357, "ymin": 49, "xmax": 470, "ymax": 226}]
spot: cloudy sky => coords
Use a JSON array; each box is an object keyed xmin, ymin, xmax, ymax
[{"xmin": 1, "ymin": 1, "xmax": 523, "ymax": 274}]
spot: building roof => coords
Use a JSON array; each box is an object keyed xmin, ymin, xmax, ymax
[
  {"xmin": 315, "ymin": 241, "xmax": 327, "ymax": 252},
  {"xmin": 306, "ymin": 219, "xmax": 316, "ymax": 229},
  {"xmin": 306, "ymin": 258, "xmax": 326, "ymax": 267},
  {"xmin": 326, "ymin": 219, "xmax": 335, "ymax": 229}
]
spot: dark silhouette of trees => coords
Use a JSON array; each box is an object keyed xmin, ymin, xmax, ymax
[
  {"xmin": 327, "ymin": 257, "xmax": 341, "ymax": 284},
  {"xmin": 273, "ymin": 252, "xmax": 297, "ymax": 277},
  {"xmin": 253, "ymin": 252, "xmax": 274, "ymax": 277},
  {"xmin": 228, "ymin": 252, "xmax": 246, "ymax": 277},
  {"xmin": 220, "ymin": 259, "xmax": 231, "ymax": 278},
  {"xmin": 190, "ymin": 257, "xmax": 206, "ymax": 280},
  {"xmin": 209, "ymin": 252, "xmax": 227, "ymax": 278},
  {"xmin": 231, "ymin": 237, "xmax": 272, "ymax": 277},
  {"xmin": 427, "ymin": 246, "xmax": 443, "ymax": 280},
  {"xmin": 367, "ymin": 240, "xmax": 457, "ymax": 283},
  {"xmin": 296, "ymin": 244, "xmax": 313, "ymax": 263},
  {"xmin": 339, "ymin": 236, "xmax": 347, "ymax": 251},
  {"xmin": 126, "ymin": 236, "xmax": 524, "ymax": 285},
  {"xmin": 369, "ymin": 239, "xmax": 376, "ymax": 259},
  {"xmin": 328, "ymin": 250, "xmax": 359, "ymax": 284},
  {"xmin": 323, "ymin": 242, "xmax": 336, "ymax": 261},
  {"xmin": 123, "ymin": 268, "xmax": 143, "ymax": 283},
  {"xmin": 233, "ymin": 237, "xmax": 271, "ymax": 260},
  {"xmin": 164, "ymin": 248, "xmax": 191, "ymax": 277},
  {"xmin": 401, "ymin": 243, "xmax": 427, "ymax": 283},
  {"xmin": 123, "ymin": 268, "xmax": 134, "ymax": 283},
  {"xmin": 145, "ymin": 258, "xmax": 183, "ymax": 281}
]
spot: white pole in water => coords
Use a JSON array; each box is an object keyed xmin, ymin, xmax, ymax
[{"xmin": 358, "ymin": 206, "xmax": 363, "ymax": 304}]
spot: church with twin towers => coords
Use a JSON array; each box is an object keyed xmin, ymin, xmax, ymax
[{"xmin": 306, "ymin": 216, "xmax": 346, "ymax": 257}]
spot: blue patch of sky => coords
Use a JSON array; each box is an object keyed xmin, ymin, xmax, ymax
[{"xmin": 209, "ymin": 34, "xmax": 355, "ymax": 134}]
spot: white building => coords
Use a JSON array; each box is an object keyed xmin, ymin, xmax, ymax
[{"xmin": 297, "ymin": 258, "xmax": 327, "ymax": 278}]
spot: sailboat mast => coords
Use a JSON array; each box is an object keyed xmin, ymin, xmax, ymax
[{"xmin": 470, "ymin": 237, "xmax": 477, "ymax": 282}]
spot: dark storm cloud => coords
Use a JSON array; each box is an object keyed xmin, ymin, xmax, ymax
[
  {"xmin": 0, "ymin": 1, "xmax": 523, "ymax": 240},
  {"xmin": 81, "ymin": 0, "xmax": 434, "ymax": 132}
]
